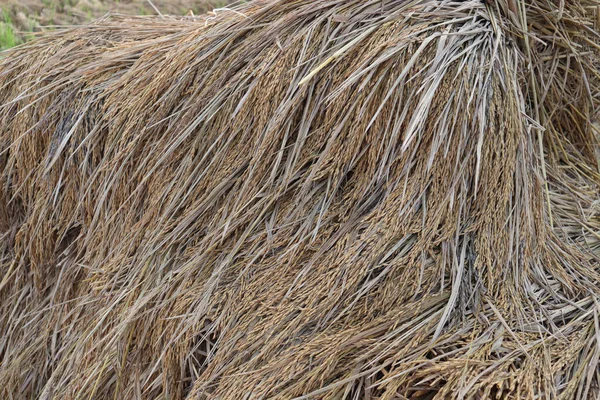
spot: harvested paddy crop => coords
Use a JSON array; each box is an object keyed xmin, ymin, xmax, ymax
[{"xmin": 2, "ymin": 0, "xmax": 600, "ymax": 398}]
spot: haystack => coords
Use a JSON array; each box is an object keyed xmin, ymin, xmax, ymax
[{"xmin": 1, "ymin": 0, "xmax": 600, "ymax": 398}]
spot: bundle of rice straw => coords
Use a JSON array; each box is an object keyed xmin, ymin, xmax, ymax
[{"xmin": 2, "ymin": 0, "xmax": 600, "ymax": 398}]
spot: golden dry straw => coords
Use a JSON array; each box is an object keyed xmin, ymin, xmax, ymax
[{"xmin": 2, "ymin": 0, "xmax": 600, "ymax": 398}]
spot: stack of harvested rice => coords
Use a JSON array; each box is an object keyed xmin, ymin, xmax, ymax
[{"xmin": 2, "ymin": 0, "xmax": 600, "ymax": 398}]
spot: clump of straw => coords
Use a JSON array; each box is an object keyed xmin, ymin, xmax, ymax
[{"xmin": 2, "ymin": 1, "xmax": 600, "ymax": 398}]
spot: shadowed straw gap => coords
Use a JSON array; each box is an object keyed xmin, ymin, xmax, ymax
[{"xmin": 1, "ymin": 0, "xmax": 600, "ymax": 398}]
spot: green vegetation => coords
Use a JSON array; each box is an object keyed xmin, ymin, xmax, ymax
[
  {"xmin": 0, "ymin": 24, "xmax": 18, "ymax": 50},
  {"xmin": 0, "ymin": 9, "xmax": 21, "ymax": 50}
]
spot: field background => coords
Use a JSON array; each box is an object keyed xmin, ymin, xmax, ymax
[{"xmin": 0, "ymin": 0, "xmax": 222, "ymax": 49}]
